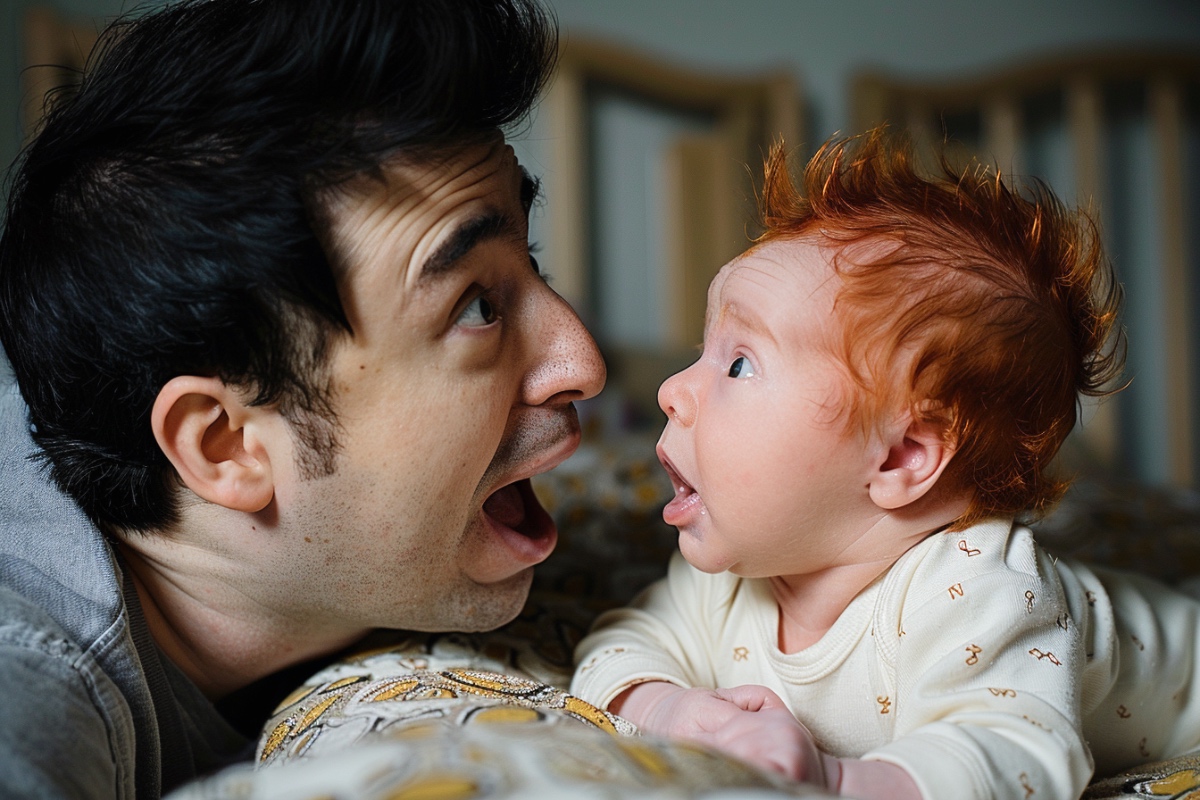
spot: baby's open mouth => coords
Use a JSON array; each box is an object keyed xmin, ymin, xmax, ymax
[
  {"xmin": 660, "ymin": 456, "xmax": 695, "ymax": 498},
  {"xmin": 658, "ymin": 452, "xmax": 704, "ymax": 526}
]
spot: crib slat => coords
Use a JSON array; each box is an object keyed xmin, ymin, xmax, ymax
[{"xmin": 1150, "ymin": 77, "xmax": 1194, "ymax": 486}]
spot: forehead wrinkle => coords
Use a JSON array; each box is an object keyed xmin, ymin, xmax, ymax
[
  {"xmin": 324, "ymin": 137, "xmax": 508, "ymax": 239},
  {"xmin": 337, "ymin": 143, "xmax": 499, "ymax": 244},
  {"xmin": 324, "ymin": 167, "xmax": 472, "ymax": 288},
  {"xmin": 398, "ymin": 147, "xmax": 524, "ymax": 289},
  {"xmin": 325, "ymin": 144, "xmax": 522, "ymax": 337},
  {"xmin": 357, "ymin": 149, "xmax": 515, "ymax": 296},
  {"xmin": 417, "ymin": 209, "xmax": 525, "ymax": 285}
]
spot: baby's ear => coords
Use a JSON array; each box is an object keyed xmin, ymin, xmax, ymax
[
  {"xmin": 867, "ymin": 415, "xmax": 956, "ymax": 511},
  {"xmin": 151, "ymin": 376, "xmax": 276, "ymax": 513}
]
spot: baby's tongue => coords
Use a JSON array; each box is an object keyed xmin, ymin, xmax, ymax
[{"xmin": 483, "ymin": 482, "xmax": 526, "ymax": 529}]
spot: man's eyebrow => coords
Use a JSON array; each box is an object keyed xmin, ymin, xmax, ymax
[{"xmin": 418, "ymin": 211, "xmax": 522, "ymax": 282}]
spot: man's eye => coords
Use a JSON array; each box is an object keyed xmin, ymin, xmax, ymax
[
  {"xmin": 728, "ymin": 356, "xmax": 755, "ymax": 379},
  {"xmin": 457, "ymin": 294, "xmax": 498, "ymax": 327}
]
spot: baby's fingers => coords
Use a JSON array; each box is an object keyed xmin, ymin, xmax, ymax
[
  {"xmin": 715, "ymin": 722, "xmax": 804, "ymax": 779},
  {"xmin": 713, "ymin": 684, "xmax": 789, "ymax": 712},
  {"xmin": 711, "ymin": 708, "xmax": 825, "ymax": 784}
]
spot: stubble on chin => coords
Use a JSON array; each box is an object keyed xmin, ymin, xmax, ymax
[{"xmin": 403, "ymin": 551, "xmax": 534, "ymax": 633}]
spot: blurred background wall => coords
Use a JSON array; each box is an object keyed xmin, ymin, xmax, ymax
[{"xmin": 4, "ymin": 0, "xmax": 1200, "ymax": 490}]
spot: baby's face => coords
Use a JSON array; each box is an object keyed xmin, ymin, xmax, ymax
[{"xmin": 656, "ymin": 238, "xmax": 880, "ymax": 578}]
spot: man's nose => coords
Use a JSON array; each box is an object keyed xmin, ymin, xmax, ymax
[
  {"xmin": 521, "ymin": 291, "xmax": 606, "ymax": 407},
  {"xmin": 658, "ymin": 364, "xmax": 697, "ymax": 427}
]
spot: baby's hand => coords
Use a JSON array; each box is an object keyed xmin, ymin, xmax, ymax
[{"xmin": 612, "ymin": 682, "xmax": 830, "ymax": 784}]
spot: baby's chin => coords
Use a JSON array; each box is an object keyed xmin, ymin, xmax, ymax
[{"xmin": 676, "ymin": 529, "xmax": 737, "ymax": 574}]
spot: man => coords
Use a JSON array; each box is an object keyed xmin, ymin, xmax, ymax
[{"xmin": 0, "ymin": 0, "xmax": 605, "ymax": 797}]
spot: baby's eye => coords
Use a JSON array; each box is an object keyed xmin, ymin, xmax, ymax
[
  {"xmin": 457, "ymin": 294, "xmax": 498, "ymax": 327},
  {"xmin": 728, "ymin": 356, "xmax": 755, "ymax": 378}
]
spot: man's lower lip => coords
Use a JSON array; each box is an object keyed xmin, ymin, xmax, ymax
[{"xmin": 663, "ymin": 489, "xmax": 704, "ymax": 527}]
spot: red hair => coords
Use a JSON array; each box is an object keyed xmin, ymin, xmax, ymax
[{"xmin": 757, "ymin": 128, "xmax": 1125, "ymax": 527}]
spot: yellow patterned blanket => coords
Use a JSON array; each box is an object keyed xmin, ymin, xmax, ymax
[
  {"xmin": 168, "ymin": 623, "xmax": 821, "ymax": 799},
  {"xmin": 1085, "ymin": 757, "xmax": 1200, "ymax": 800}
]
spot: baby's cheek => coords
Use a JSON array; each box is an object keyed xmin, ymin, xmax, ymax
[{"xmin": 702, "ymin": 419, "xmax": 767, "ymax": 478}]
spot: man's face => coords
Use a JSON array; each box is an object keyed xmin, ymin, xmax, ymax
[
  {"xmin": 271, "ymin": 139, "xmax": 605, "ymax": 632},
  {"xmin": 656, "ymin": 238, "xmax": 880, "ymax": 579}
]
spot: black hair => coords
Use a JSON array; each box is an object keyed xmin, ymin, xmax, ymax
[{"xmin": 0, "ymin": 0, "xmax": 557, "ymax": 531}]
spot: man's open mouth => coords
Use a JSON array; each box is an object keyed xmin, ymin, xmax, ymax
[
  {"xmin": 475, "ymin": 409, "xmax": 581, "ymax": 570},
  {"xmin": 481, "ymin": 477, "xmax": 557, "ymax": 563},
  {"xmin": 483, "ymin": 478, "xmax": 551, "ymax": 536}
]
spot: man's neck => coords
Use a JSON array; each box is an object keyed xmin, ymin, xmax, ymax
[{"xmin": 117, "ymin": 538, "xmax": 366, "ymax": 700}]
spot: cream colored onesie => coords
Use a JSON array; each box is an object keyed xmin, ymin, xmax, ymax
[{"xmin": 572, "ymin": 517, "xmax": 1200, "ymax": 800}]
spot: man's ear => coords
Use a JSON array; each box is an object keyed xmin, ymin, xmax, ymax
[
  {"xmin": 867, "ymin": 416, "xmax": 956, "ymax": 511},
  {"xmin": 151, "ymin": 376, "xmax": 275, "ymax": 512}
]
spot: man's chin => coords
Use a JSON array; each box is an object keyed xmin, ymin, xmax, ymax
[
  {"xmin": 401, "ymin": 569, "xmax": 534, "ymax": 633},
  {"xmin": 467, "ymin": 566, "xmax": 536, "ymax": 631}
]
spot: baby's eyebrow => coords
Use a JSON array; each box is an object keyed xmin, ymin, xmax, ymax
[{"xmin": 716, "ymin": 301, "xmax": 777, "ymax": 345}]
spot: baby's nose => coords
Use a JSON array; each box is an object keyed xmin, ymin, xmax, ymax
[{"xmin": 658, "ymin": 366, "xmax": 697, "ymax": 428}]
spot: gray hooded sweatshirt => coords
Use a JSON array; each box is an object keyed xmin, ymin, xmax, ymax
[{"xmin": 0, "ymin": 377, "xmax": 247, "ymax": 799}]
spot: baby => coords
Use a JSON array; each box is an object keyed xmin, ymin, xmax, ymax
[{"xmin": 571, "ymin": 129, "xmax": 1200, "ymax": 800}]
